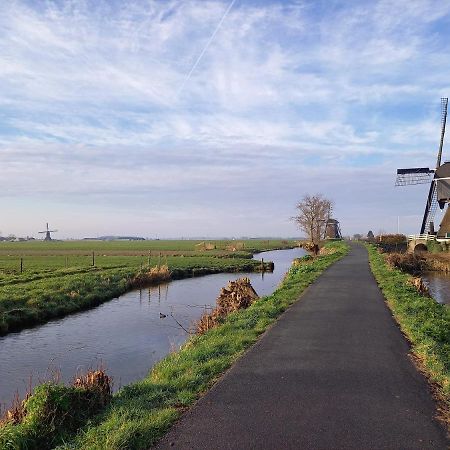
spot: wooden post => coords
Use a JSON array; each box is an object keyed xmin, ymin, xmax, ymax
[
  {"xmin": 261, "ymin": 258, "xmax": 264, "ymax": 271},
  {"xmin": 147, "ymin": 252, "xmax": 151, "ymax": 266},
  {"xmin": 92, "ymin": 251, "xmax": 95, "ymax": 266},
  {"xmin": 65, "ymin": 256, "xmax": 68, "ymax": 268},
  {"xmin": 20, "ymin": 257, "xmax": 23, "ymax": 273},
  {"xmin": 159, "ymin": 252, "xmax": 162, "ymax": 268}
]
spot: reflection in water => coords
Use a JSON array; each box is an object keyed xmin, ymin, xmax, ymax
[
  {"xmin": 421, "ymin": 272, "xmax": 450, "ymax": 305},
  {"xmin": 0, "ymin": 248, "xmax": 306, "ymax": 408}
]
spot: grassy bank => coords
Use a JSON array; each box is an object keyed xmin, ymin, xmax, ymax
[
  {"xmin": 0, "ymin": 256, "xmax": 272, "ymax": 335},
  {"xmin": 367, "ymin": 245, "xmax": 450, "ymax": 423},
  {"xmin": 58, "ymin": 241, "xmax": 347, "ymax": 450},
  {"xmin": 0, "ymin": 241, "xmax": 348, "ymax": 449},
  {"xmin": 0, "ymin": 239, "xmax": 294, "ymax": 335}
]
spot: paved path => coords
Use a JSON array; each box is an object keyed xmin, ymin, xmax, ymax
[{"xmin": 155, "ymin": 244, "xmax": 448, "ymax": 449}]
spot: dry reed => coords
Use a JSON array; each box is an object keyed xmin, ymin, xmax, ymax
[{"xmin": 196, "ymin": 278, "xmax": 258, "ymax": 335}]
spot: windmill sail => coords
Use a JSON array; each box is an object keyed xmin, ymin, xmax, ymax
[
  {"xmin": 436, "ymin": 97, "xmax": 448, "ymax": 168},
  {"xmin": 395, "ymin": 168, "xmax": 433, "ymax": 186},
  {"xmin": 420, "ymin": 181, "xmax": 438, "ymax": 234}
]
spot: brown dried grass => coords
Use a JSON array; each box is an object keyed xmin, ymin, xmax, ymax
[
  {"xmin": 196, "ymin": 278, "xmax": 258, "ymax": 335},
  {"xmin": 131, "ymin": 264, "xmax": 170, "ymax": 287},
  {"xmin": 0, "ymin": 392, "xmax": 30, "ymax": 426},
  {"xmin": 385, "ymin": 252, "xmax": 426, "ymax": 274},
  {"xmin": 0, "ymin": 369, "xmax": 112, "ymax": 427},
  {"xmin": 225, "ymin": 242, "xmax": 245, "ymax": 252},
  {"xmin": 73, "ymin": 370, "xmax": 112, "ymax": 409},
  {"xmin": 376, "ymin": 234, "xmax": 407, "ymax": 244},
  {"xmin": 195, "ymin": 242, "xmax": 216, "ymax": 251}
]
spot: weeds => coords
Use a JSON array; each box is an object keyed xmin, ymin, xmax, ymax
[
  {"xmin": 0, "ymin": 370, "xmax": 112, "ymax": 449},
  {"xmin": 196, "ymin": 277, "xmax": 259, "ymax": 334},
  {"xmin": 385, "ymin": 252, "xmax": 426, "ymax": 274}
]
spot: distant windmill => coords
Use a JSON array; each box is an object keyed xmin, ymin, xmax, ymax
[
  {"xmin": 324, "ymin": 219, "xmax": 343, "ymax": 239},
  {"xmin": 395, "ymin": 98, "xmax": 449, "ymax": 237},
  {"xmin": 39, "ymin": 223, "xmax": 58, "ymax": 241}
]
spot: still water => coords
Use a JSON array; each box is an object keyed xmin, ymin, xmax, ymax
[
  {"xmin": 0, "ymin": 248, "xmax": 306, "ymax": 408},
  {"xmin": 421, "ymin": 272, "xmax": 450, "ymax": 305}
]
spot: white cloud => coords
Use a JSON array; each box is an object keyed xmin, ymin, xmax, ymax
[{"xmin": 0, "ymin": 0, "xmax": 449, "ymax": 235}]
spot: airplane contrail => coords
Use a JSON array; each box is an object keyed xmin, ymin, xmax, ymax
[{"xmin": 177, "ymin": 0, "xmax": 237, "ymax": 96}]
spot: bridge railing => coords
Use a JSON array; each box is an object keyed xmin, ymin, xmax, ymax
[{"xmin": 407, "ymin": 234, "xmax": 436, "ymax": 241}]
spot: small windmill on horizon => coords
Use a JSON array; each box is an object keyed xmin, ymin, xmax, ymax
[{"xmin": 39, "ymin": 223, "xmax": 58, "ymax": 241}]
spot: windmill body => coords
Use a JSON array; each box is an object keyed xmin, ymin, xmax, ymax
[
  {"xmin": 396, "ymin": 98, "xmax": 449, "ymax": 238},
  {"xmin": 38, "ymin": 223, "xmax": 58, "ymax": 241},
  {"xmin": 324, "ymin": 219, "xmax": 342, "ymax": 239}
]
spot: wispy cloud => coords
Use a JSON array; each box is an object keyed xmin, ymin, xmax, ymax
[{"xmin": 1, "ymin": 0, "xmax": 449, "ymax": 236}]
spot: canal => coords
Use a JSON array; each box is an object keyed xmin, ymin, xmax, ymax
[{"xmin": 0, "ymin": 247, "xmax": 306, "ymax": 408}]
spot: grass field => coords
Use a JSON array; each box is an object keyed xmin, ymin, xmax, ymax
[
  {"xmin": 0, "ymin": 240, "xmax": 295, "ymax": 334},
  {"xmin": 0, "ymin": 239, "xmax": 292, "ymax": 274}
]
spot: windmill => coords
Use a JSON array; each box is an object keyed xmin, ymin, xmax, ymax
[
  {"xmin": 395, "ymin": 98, "xmax": 449, "ymax": 237},
  {"xmin": 324, "ymin": 219, "xmax": 342, "ymax": 239},
  {"xmin": 39, "ymin": 223, "xmax": 58, "ymax": 241}
]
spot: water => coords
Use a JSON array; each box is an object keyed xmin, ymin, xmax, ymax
[
  {"xmin": 0, "ymin": 248, "xmax": 306, "ymax": 408},
  {"xmin": 421, "ymin": 272, "xmax": 450, "ymax": 305}
]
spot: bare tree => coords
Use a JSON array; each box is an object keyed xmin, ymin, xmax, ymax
[{"xmin": 292, "ymin": 194, "xmax": 333, "ymax": 255}]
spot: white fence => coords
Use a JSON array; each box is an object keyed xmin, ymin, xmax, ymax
[{"xmin": 407, "ymin": 234, "xmax": 436, "ymax": 241}]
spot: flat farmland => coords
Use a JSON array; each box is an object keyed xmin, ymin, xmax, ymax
[{"xmin": 0, "ymin": 239, "xmax": 292, "ymax": 273}]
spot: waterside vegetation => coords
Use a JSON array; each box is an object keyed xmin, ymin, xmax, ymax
[
  {"xmin": 0, "ymin": 240, "xmax": 290, "ymax": 335},
  {"xmin": 0, "ymin": 241, "xmax": 349, "ymax": 450},
  {"xmin": 367, "ymin": 245, "xmax": 450, "ymax": 428}
]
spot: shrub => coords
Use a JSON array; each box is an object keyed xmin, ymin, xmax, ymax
[
  {"xmin": 376, "ymin": 234, "xmax": 407, "ymax": 245},
  {"xmin": 0, "ymin": 370, "xmax": 112, "ymax": 449},
  {"xmin": 385, "ymin": 252, "xmax": 426, "ymax": 274}
]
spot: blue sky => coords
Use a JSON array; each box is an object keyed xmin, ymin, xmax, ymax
[{"xmin": 1, "ymin": 0, "xmax": 450, "ymax": 238}]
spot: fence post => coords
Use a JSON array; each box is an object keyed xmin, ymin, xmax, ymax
[
  {"xmin": 92, "ymin": 251, "xmax": 95, "ymax": 267},
  {"xmin": 20, "ymin": 257, "xmax": 23, "ymax": 273}
]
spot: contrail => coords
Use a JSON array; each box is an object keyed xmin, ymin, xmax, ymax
[{"xmin": 177, "ymin": 0, "xmax": 237, "ymax": 96}]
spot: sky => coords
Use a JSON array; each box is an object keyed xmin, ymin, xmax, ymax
[{"xmin": 1, "ymin": 0, "xmax": 450, "ymax": 239}]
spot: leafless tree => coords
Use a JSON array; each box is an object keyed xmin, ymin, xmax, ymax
[{"xmin": 292, "ymin": 194, "xmax": 333, "ymax": 255}]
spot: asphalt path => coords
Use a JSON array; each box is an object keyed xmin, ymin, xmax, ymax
[{"xmin": 154, "ymin": 243, "xmax": 448, "ymax": 449}]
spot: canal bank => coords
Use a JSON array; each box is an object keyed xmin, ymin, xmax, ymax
[
  {"xmin": 0, "ymin": 248, "xmax": 305, "ymax": 409},
  {"xmin": 154, "ymin": 243, "xmax": 448, "ymax": 449}
]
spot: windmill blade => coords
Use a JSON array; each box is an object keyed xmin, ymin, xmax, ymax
[
  {"xmin": 395, "ymin": 167, "xmax": 433, "ymax": 186},
  {"xmin": 420, "ymin": 181, "xmax": 439, "ymax": 234},
  {"xmin": 436, "ymin": 97, "xmax": 448, "ymax": 168}
]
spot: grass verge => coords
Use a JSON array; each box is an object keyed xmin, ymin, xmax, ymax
[
  {"xmin": 367, "ymin": 244, "xmax": 450, "ymax": 425},
  {"xmin": 36, "ymin": 241, "xmax": 347, "ymax": 450}
]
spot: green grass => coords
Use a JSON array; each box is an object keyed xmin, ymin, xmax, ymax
[
  {"xmin": 34, "ymin": 241, "xmax": 347, "ymax": 450},
  {"xmin": 367, "ymin": 244, "xmax": 450, "ymax": 413},
  {"xmin": 0, "ymin": 240, "xmax": 295, "ymax": 335},
  {"xmin": 0, "ymin": 256, "xmax": 271, "ymax": 335},
  {"xmin": 0, "ymin": 239, "xmax": 295, "ymax": 273}
]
